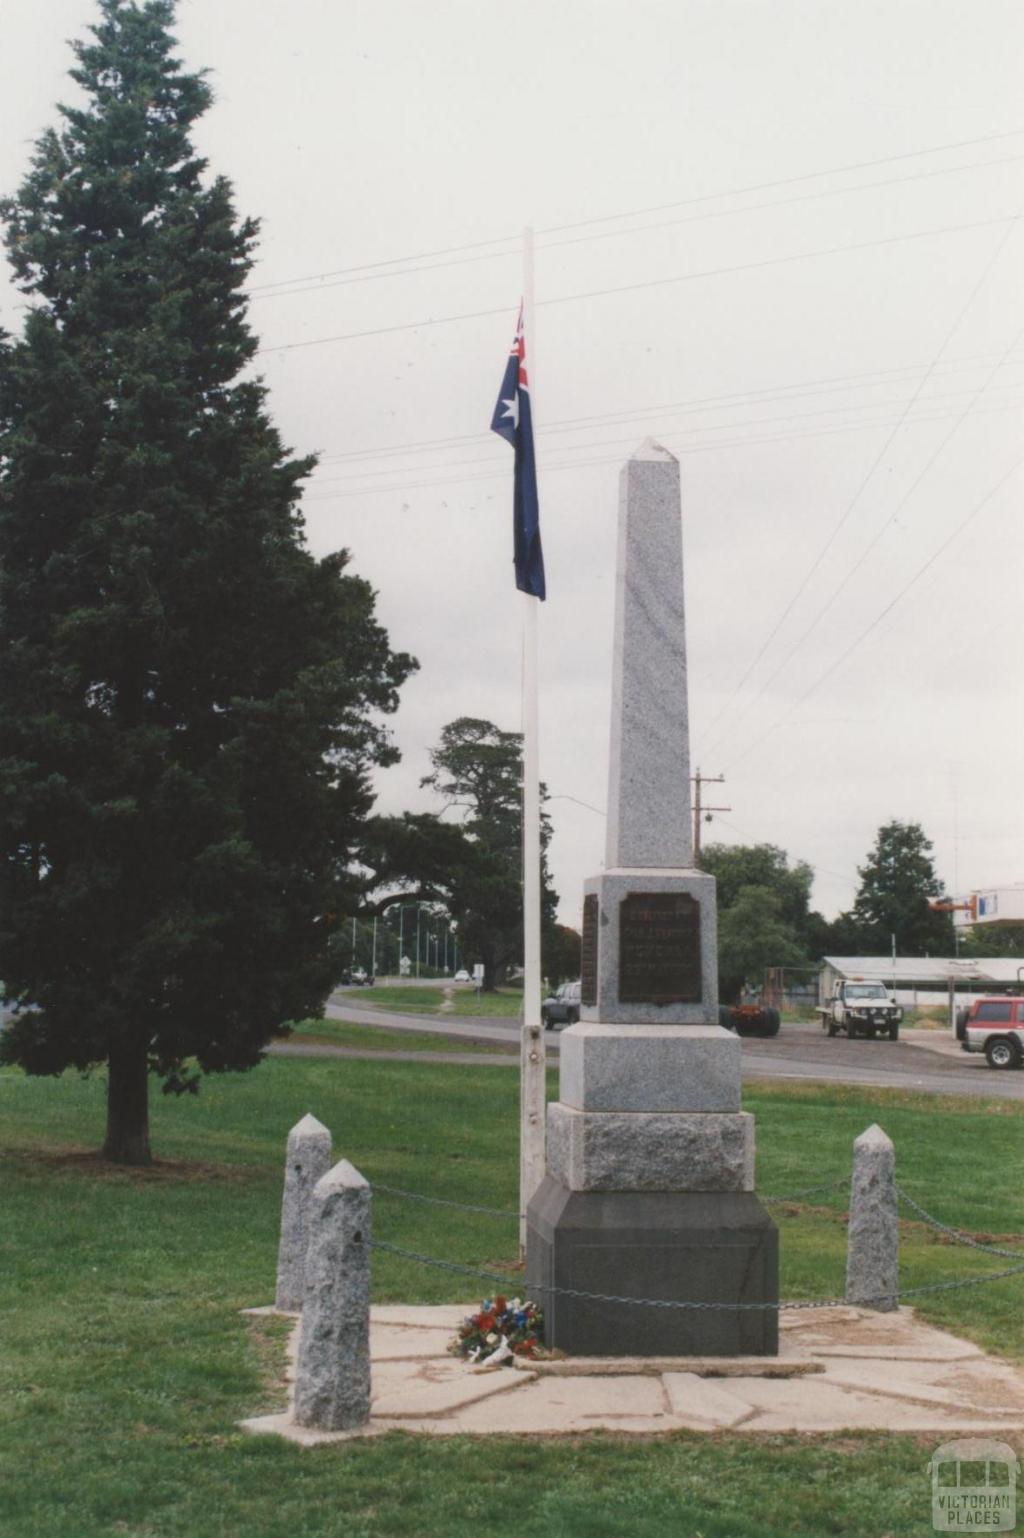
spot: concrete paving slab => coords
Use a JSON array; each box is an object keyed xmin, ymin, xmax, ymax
[
  {"xmin": 428, "ymin": 1373, "xmax": 675, "ymax": 1435},
  {"xmin": 369, "ymin": 1357, "xmax": 536, "ymax": 1418},
  {"xmin": 663, "ymin": 1373, "xmax": 756, "ymax": 1428},
  {"xmin": 778, "ymin": 1305, "xmax": 977, "ymax": 1357},
  {"xmin": 734, "ymin": 1375, "xmax": 1020, "ymax": 1433},
  {"xmin": 780, "ymin": 1307, "xmax": 864, "ymax": 1330},
  {"xmin": 517, "ymin": 1354, "xmax": 821, "ymax": 1377},
  {"xmin": 239, "ymin": 1301, "xmax": 1024, "ymax": 1442},
  {"xmin": 371, "ymin": 1324, "xmax": 456, "ymax": 1361},
  {"xmin": 369, "ymin": 1304, "xmax": 468, "ymax": 1329},
  {"xmin": 823, "ymin": 1359, "xmax": 1024, "ymax": 1416},
  {"xmin": 807, "ymin": 1342, "xmax": 985, "ymax": 1361}
]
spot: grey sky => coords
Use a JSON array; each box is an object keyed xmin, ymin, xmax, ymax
[{"xmin": 3, "ymin": 1, "xmax": 1023, "ymax": 926}]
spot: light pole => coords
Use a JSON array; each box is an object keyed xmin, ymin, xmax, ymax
[{"xmin": 397, "ymin": 903, "xmax": 418, "ymax": 980}]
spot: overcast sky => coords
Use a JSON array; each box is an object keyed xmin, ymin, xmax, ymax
[{"xmin": 3, "ymin": 0, "xmax": 1023, "ymax": 927}]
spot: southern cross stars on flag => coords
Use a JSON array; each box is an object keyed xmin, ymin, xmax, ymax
[{"xmin": 490, "ymin": 305, "xmax": 546, "ymax": 600}]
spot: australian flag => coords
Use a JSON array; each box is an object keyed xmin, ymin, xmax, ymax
[{"xmin": 490, "ymin": 306, "xmax": 546, "ymax": 600}]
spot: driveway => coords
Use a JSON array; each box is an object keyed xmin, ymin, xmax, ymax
[{"xmin": 267, "ymin": 1003, "xmax": 1024, "ymax": 1101}]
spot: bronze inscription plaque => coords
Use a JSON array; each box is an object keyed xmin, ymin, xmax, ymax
[
  {"xmin": 580, "ymin": 894, "xmax": 598, "ymax": 1006},
  {"xmin": 618, "ymin": 891, "xmax": 701, "ymax": 1004}
]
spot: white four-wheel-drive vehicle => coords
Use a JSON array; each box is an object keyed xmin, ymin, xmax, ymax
[
  {"xmin": 960, "ymin": 997, "xmax": 1024, "ymax": 1069},
  {"xmin": 816, "ymin": 979, "xmax": 903, "ymax": 1040}
]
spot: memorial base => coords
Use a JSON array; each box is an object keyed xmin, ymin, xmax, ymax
[{"xmin": 526, "ymin": 1179, "xmax": 779, "ymax": 1357}]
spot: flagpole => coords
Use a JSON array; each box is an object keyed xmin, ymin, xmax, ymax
[{"xmin": 519, "ymin": 224, "xmax": 545, "ymax": 1254}]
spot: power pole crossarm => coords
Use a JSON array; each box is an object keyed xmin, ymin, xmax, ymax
[{"xmin": 690, "ymin": 769, "xmax": 730, "ymax": 866}]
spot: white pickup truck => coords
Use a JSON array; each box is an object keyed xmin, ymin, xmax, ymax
[{"xmin": 816, "ymin": 979, "xmax": 903, "ymax": 1040}]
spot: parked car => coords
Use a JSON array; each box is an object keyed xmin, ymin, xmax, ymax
[
  {"xmin": 453, "ymin": 969, "xmax": 471, "ymax": 983},
  {"xmin": 542, "ymin": 980, "xmax": 581, "ymax": 1030},
  {"xmin": 960, "ymin": 997, "xmax": 1024, "ymax": 1069},
  {"xmin": 337, "ymin": 968, "xmax": 374, "ymax": 987},
  {"xmin": 816, "ymin": 979, "xmax": 902, "ymax": 1040}
]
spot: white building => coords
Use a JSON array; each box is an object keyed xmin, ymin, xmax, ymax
[{"xmin": 819, "ymin": 956, "xmax": 1024, "ymax": 1009}]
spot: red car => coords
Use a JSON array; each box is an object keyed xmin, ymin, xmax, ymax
[{"xmin": 961, "ymin": 997, "xmax": 1024, "ymax": 1069}]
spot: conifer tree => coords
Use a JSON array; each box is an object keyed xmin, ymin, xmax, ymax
[
  {"xmin": 850, "ymin": 821, "xmax": 952, "ymax": 956},
  {"xmin": 0, "ymin": 1, "xmax": 414, "ymax": 1162}
]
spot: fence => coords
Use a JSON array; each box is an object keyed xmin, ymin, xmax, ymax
[{"xmin": 277, "ymin": 1120, "xmax": 1024, "ymax": 1431}]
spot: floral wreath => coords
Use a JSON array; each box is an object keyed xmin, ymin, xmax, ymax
[{"xmin": 450, "ymin": 1295, "xmax": 545, "ymax": 1367}]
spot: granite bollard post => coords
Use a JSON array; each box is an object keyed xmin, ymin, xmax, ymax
[
  {"xmin": 845, "ymin": 1124, "xmax": 898, "ymax": 1312},
  {"xmin": 275, "ymin": 1113, "xmax": 332, "ymax": 1312},
  {"xmin": 526, "ymin": 442, "xmax": 778, "ymax": 1356},
  {"xmin": 293, "ymin": 1159, "xmax": 371, "ymax": 1432}
]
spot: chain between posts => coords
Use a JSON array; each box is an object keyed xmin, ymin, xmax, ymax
[
  {"xmin": 369, "ymin": 1179, "xmax": 1024, "ymax": 1306},
  {"xmin": 370, "ymin": 1181, "xmax": 522, "ymax": 1220},
  {"xmin": 371, "ymin": 1234, "xmax": 1024, "ymax": 1310},
  {"xmin": 368, "ymin": 1175, "xmax": 849, "ymax": 1221},
  {"xmin": 896, "ymin": 1184, "xmax": 1024, "ymax": 1260},
  {"xmin": 368, "ymin": 1237, "xmax": 847, "ymax": 1310}
]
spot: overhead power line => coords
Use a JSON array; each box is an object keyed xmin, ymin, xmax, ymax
[
  {"xmin": 700, "ymin": 203, "xmax": 1024, "ymax": 758},
  {"xmin": 309, "ymin": 379, "xmax": 1020, "ymax": 486},
  {"xmin": 721, "ymin": 452, "xmax": 1024, "ymax": 775},
  {"xmin": 703, "ymin": 322, "xmax": 1024, "ymax": 761},
  {"xmin": 249, "ymin": 151, "xmax": 1024, "ymax": 304},
  {"xmin": 310, "ymin": 347, "xmax": 1024, "ymax": 467},
  {"xmin": 301, "ymin": 397, "xmax": 1022, "ymax": 503},
  {"xmin": 248, "ymin": 123, "xmax": 1024, "ymax": 296},
  {"xmin": 710, "ymin": 818, "xmax": 859, "ymax": 889},
  {"xmin": 308, "ymin": 383, "xmax": 1024, "ymax": 489},
  {"xmin": 256, "ymin": 213, "xmax": 1019, "ymax": 356}
]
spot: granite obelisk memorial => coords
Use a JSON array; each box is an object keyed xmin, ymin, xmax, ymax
[{"xmin": 526, "ymin": 440, "xmax": 778, "ymax": 1356}]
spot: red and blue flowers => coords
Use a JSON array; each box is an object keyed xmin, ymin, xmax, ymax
[{"xmin": 451, "ymin": 1295, "xmax": 545, "ymax": 1365}]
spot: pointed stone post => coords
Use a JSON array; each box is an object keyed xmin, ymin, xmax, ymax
[
  {"xmin": 293, "ymin": 1160, "xmax": 372, "ymax": 1432},
  {"xmin": 275, "ymin": 1113, "xmax": 332, "ymax": 1312},
  {"xmin": 846, "ymin": 1124, "xmax": 898, "ymax": 1311}
]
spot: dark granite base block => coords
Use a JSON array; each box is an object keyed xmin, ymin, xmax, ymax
[{"xmin": 525, "ymin": 1178, "xmax": 779, "ymax": 1357}]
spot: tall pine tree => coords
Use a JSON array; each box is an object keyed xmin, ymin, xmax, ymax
[
  {"xmin": 850, "ymin": 820, "xmax": 952, "ymax": 956},
  {"xmin": 0, "ymin": 1, "xmax": 415, "ymax": 1162}
]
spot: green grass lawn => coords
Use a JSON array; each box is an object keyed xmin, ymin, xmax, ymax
[
  {"xmin": 287, "ymin": 1019, "xmax": 508, "ymax": 1054},
  {"xmin": 1, "ymin": 1057, "xmax": 1022, "ymax": 1538},
  {"xmin": 340, "ymin": 984, "xmax": 449, "ymax": 1013},
  {"xmin": 343, "ymin": 984, "xmax": 526, "ymax": 1019}
]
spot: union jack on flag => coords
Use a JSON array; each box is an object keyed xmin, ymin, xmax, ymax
[{"xmin": 490, "ymin": 306, "xmax": 546, "ymax": 600}]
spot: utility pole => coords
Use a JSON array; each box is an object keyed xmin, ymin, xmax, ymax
[{"xmin": 691, "ymin": 769, "xmax": 730, "ymax": 866}]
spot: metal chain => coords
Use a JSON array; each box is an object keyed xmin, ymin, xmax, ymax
[
  {"xmin": 896, "ymin": 1185, "xmax": 1024, "ymax": 1260},
  {"xmin": 762, "ymin": 1178, "xmax": 848, "ymax": 1203},
  {"xmin": 369, "ymin": 1238, "xmax": 846, "ymax": 1311},
  {"xmin": 370, "ymin": 1182, "xmax": 521, "ymax": 1220},
  {"xmin": 368, "ymin": 1175, "xmax": 848, "ymax": 1222},
  {"xmin": 898, "ymin": 1260, "xmax": 1024, "ymax": 1298},
  {"xmin": 371, "ymin": 1237, "xmax": 1024, "ymax": 1309}
]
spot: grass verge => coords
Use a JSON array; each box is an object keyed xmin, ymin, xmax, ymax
[
  {"xmin": 1, "ymin": 1059, "xmax": 1022, "ymax": 1537},
  {"xmin": 285, "ymin": 1018, "xmax": 508, "ymax": 1054},
  {"xmin": 340, "ymin": 984, "xmax": 526, "ymax": 1019}
]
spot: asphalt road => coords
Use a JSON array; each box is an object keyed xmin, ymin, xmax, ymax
[{"xmin": 268, "ymin": 1000, "xmax": 1024, "ymax": 1101}]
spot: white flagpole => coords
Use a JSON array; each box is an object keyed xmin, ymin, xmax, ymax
[{"xmin": 519, "ymin": 224, "xmax": 545, "ymax": 1254}]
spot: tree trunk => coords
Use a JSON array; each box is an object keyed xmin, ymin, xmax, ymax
[{"xmin": 103, "ymin": 1041, "xmax": 152, "ymax": 1165}]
